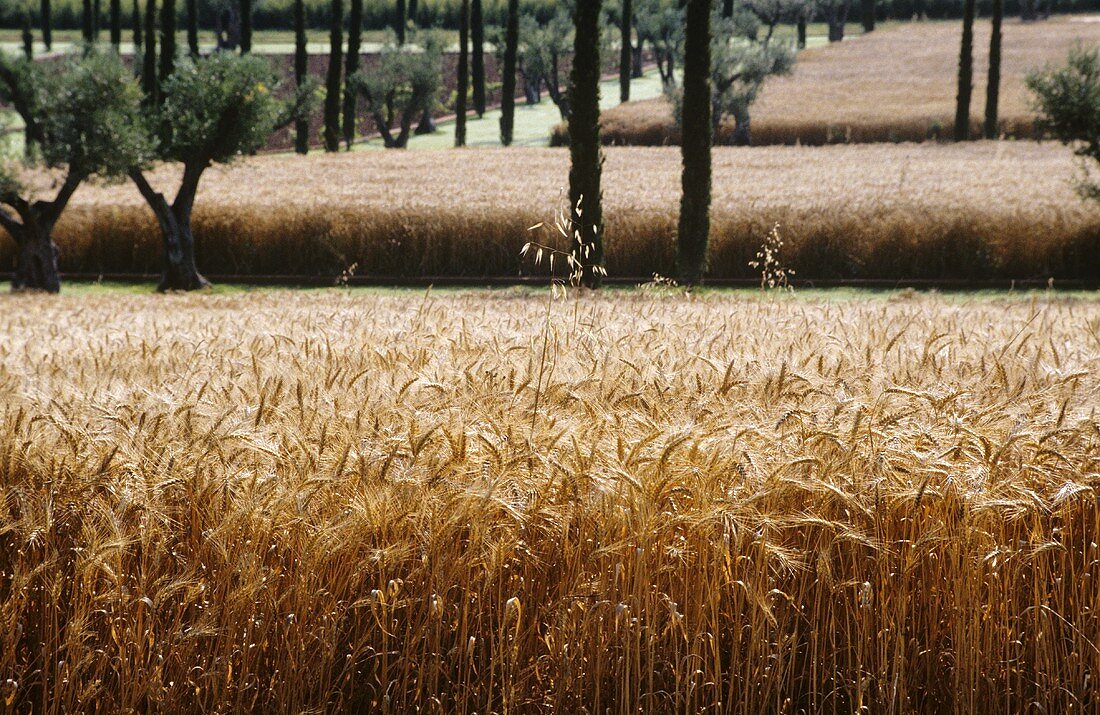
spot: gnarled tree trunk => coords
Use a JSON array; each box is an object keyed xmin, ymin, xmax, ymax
[
  {"xmin": 11, "ymin": 226, "xmax": 61, "ymax": 293},
  {"xmin": 131, "ymin": 167, "xmax": 210, "ymax": 292},
  {"xmin": 1, "ymin": 172, "xmax": 83, "ymax": 293}
]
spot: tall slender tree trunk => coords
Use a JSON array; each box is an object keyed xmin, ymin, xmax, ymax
[
  {"xmin": 620, "ymin": 0, "xmax": 632, "ymax": 103},
  {"xmin": 343, "ymin": 0, "xmax": 363, "ymax": 149},
  {"xmin": 678, "ymin": 0, "xmax": 711, "ymax": 287},
  {"xmin": 240, "ymin": 0, "xmax": 252, "ymax": 52},
  {"xmin": 954, "ymin": 0, "xmax": 975, "ymax": 141},
  {"xmin": 395, "ymin": 0, "xmax": 406, "ymax": 44},
  {"xmin": 324, "ymin": 0, "xmax": 344, "ymax": 152},
  {"xmin": 186, "ymin": 0, "xmax": 198, "ymax": 56},
  {"xmin": 22, "ymin": 15, "xmax": 33, "ymax": 59},
  {"xmin": 568, "ymin": 0, "xmax": 604, "ymax": 289},
  {"xmin": 110, "ymin": 0, "xmax": 121, "ymax": 47},
  {"xmin": 295, "ymin": 0, "xmax": 310, "ymax": 153},
  {"xmin": 455, "ymin": 0, "xmax": 469, "ymax": 147},
  {"xmin": 158, "ymin": 0, "xmax": 176, "ymax": 93},
  {"xmin": 984, "ymin": 0, "xmax": 1003, "ymax": 139},
  {"xmin": 142, "ymin": 0, "xmax": 157, "ymax": 101},
  {"xmin": 83, "ymin": 0, "xmax": 94, "ymax": 41},
  {"xmin": 797, "ymin": 16, "xmax": 806, "ymax": 48},
  {"xmin": 471, "ymin": 0, "xmax": 486, "ymax": 117},
  {"xmin": 500, "ymin": 0, "xmax": 519, "ymax": 145},
  {"xmin": 41, "ymin": 0, "xmax": 52, "ymax": 50},
  {"xmin": 132, "ymin": 0, "xmax": 142, "ymax": 63},
  {"xmin": 94, "ymin": 0, "xmax": 101, "ymax": 39},
  {"xmin": 861, "ymin": 0, "xmax": 875, "ymax": 32}
]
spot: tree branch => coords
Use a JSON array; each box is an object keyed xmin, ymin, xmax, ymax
[{"xmin": 0, "ymin": 204, "xmax": 20, "ymax": 235}]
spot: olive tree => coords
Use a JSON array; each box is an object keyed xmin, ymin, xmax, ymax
[
  {"xmin": 670, "ymin": 9, "xmax": 794, "ymax": 146},
  {"xmin": 507, "ymin": 10, "xmax": 573, "ymax": 118},
  {"xmin": 635, "ymin": 0, "xmax": 683, "ymax": 89},
  {"xmin": 349, "ymin": 32, "xmax": 443, "ymax": 149},
  {"xmin": 1027, "ymin": 46, "xmax": 1100, "ymax": 201},
  {"xmin": 0, "ymin": 50, "xmax": 150, "ymax": 292},
  {"xmin": 128, "ymin": 53, "xmax": 313, "ymax": 291}
]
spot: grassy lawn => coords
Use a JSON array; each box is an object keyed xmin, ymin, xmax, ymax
[{"xmin": 357, "ymin": 70, "xmax": 668, "ymax": 150}]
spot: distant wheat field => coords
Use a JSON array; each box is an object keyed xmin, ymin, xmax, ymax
[
  {"xmin": 27, "ymin": 142, "xmax": 1100, "ymax": 281},
  {"xmin": 0, "ymin": 289, "xmax": 1098, "ymax": 712},
  {"xmin": 595, "ymin": 15, "xmax": 1100, "ymax": 146}
]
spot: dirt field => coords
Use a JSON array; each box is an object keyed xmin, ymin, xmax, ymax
[{"xmin": 0, "ymin": 289, "xmax": 1097, "ymax": 712}]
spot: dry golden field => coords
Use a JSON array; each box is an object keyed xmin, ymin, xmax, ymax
[
  {"xmin": 593, "ymin": 16, "xmax": 1100, "ymax": 146},
  {"xmin": 22, "ymin": 142, "xmax": 1100, "ymax": 282},
  {"xmin": 0, "ymin": 289, "xmax": 1098, "ymax": 712}
]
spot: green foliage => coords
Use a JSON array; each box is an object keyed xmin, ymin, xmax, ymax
[
  {"xmin": 350, "ymin": 30, "xmax": 443, "ymax": 146},
  {"xmin": 157, "ymin": 53, "xmax": 284, "ymax": 165},
  {"xmin": 635, "ymin": 0, "xmax": 683, "ymax": 88},
  {"xmin": 0, "ymin": 164, "xmax": 21, "ymax": 204},
  {"xmin": 1027, "ymin": 45, "xmax": 1100, "ymax": 200},
  {"xmin": 0, "ymin": 48, "xmax": 151, "ymax": 180},
  {"xmin": 669, "ymin": 10, "xmax": 795, "ymax": 143}
]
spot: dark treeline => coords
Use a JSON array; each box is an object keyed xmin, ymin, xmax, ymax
[{"xmin": 5, "ymin": 0, "xmax": 1099, "ymax": 33}]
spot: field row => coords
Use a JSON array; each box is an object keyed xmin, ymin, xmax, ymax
[
  {"xmin": 23, "ymin": 142, "xmax": 1100, "ymax": 282},
  {"xmin": 590, "ymin": 17, "xmax": 1100, "ymax": 146},
  {"xmin": 0, "ymin": 291, "xmax": 1097, "ymax": 711}
]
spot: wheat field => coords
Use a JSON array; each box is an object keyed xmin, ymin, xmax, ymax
[
  {"xmin": 20, "ymin": 142, "xmax": 1100, "ymax": 282},
  {"xmin": 594, "ymin": 16, "xmax": 1100, "ymax": 146},
  {"xmin": 0, "ymin": 289, "xmax": 1098, "ymax": 712}
]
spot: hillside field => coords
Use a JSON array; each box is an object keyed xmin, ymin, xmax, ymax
[
  {"xmin": 0, "ymin": 289, "xmax": 1097, "ymax": 712},
  {"xmin": 21, "ymin": 142, "xmax": 1100, "ymax": 283},
  {"xmin": 589, "ymin": 16, "xmax": 1100, "ymax": 146}
]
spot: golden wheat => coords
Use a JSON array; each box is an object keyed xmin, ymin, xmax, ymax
[
  {"xmin": 0, "ymin": 289, "xmax": 1097, "ymax": 712},
  {"xmin": 13, "ymin": 141, "xmax": 1100, "ymax": 281},
  {"xmin": 594, "ymin": 15, "xmax": 1100, "ymax": 146}
]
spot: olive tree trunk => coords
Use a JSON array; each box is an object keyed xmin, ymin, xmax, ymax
[
  {"xmin": 861, "ymin": 0, "xmax": 875, "ymax": 32},
  {"xmin": 827, "ymin": 0, "xmax": 850, "ymax": 42},
  {"xmin": 130, "ymin": 166, "xmax": 211, "ymax": 292},
  {"xmin": 678, "ymin": 0, "xmax": 711, "ymax": 287},
  {"xmin": 12, "ymin": 228, "xmax": 61, "ymax": 293},
  {"xmin": 0, "ymin": 172, "xmax": 84, "ymax": 293},
  {"xmin": 568, "ymin": 0, "xmax": 604, "ymax": 289}
]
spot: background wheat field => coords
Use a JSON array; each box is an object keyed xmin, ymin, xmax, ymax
[
  {"xmin": 0, "ymin": 289, "xmax": 1098, "ymax": 713},
  {"xmin": 593, "ymin": 15, "xmax": 1100, "ymax": 146},
  {"xmin": 20, "ymin": 142, "xmax": 1100, "ymax": 283}
]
